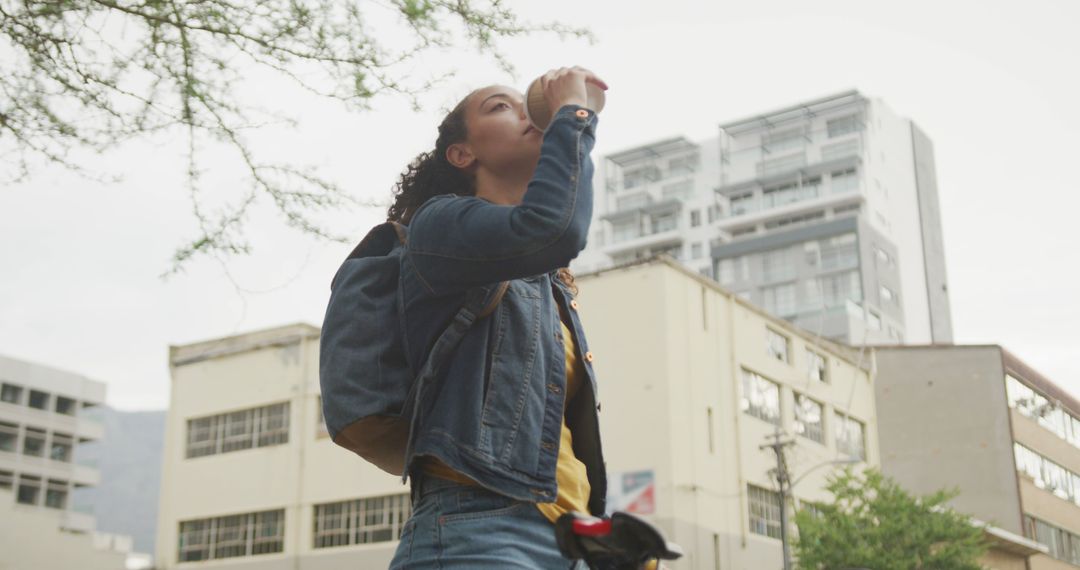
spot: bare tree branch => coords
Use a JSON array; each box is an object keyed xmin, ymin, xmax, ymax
[{"xmin": 0, "ymin": 0, "xmax": 594, "ymax": 274}]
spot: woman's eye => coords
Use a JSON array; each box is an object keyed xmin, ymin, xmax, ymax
[{"xmin": 493, "ymin": 102, "xmax": 510, "ymax": 111}]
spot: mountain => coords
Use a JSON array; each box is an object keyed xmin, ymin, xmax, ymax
[{"xmin": 73, "ymin": 407, "xmax": 166, "ymax": 555}]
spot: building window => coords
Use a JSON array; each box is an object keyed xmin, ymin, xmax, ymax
[
  {"xmin": 811, "ymin": 271, "xmax": 863, "ymax": 309},
  {"xmin": 762, "ymin": 182, "xmax": 800, "ymax": 209},
  {"xmin": 0, "ymin": 383, "xmax": 23, "ymax": 405},
  {"xmin": 185, "ymin": 402, "xmax": 290, "ymax": 459},
  {"xmin": 762, "ymin": 283, "xmax": 797, "ymax": 318},
  {"xmin": 765, "ymin": 329, "xmax": 790, "ymax": 363},
  {"xmin": 178, "ymin": 509, "xmax": 284, "ymax": 562},
  {"xmin": 761, "ymin": 246, "xmax": 797, "ymax": 283},
  {"xmin": 740, "ymin": 370, "xmax": 780, "ymax": 425},
  {"xmin": 1027, "ymin": 515, "xmax": 1080, "ymax": 565},
  {"xmin": 690, "ymin": 210, "xmax": 701, "ymax": 227},
  {"xmin": 622, "ymin": 165, "xmax": 660, "ymax": 190},
  {"xmin": 718, "ymin": 256, "xmax": 750, "ymax": 286},
  {"xmin": 830, "ymin": 168, "xmax": 858, "ymax": 193},
  {"xmin": 827, "ymin": 115, "xmax": 861, "ymax": 138},
  {"xmin": 313, "ymin": 493, "xmax": 411, "ymax": 549},
  {"xmin": 214, "ymin": 514, "xmax": 250, "ymax": 559},
  {"xmin": 50, "ymin": 432, "xmax": 73, "ymax": 462},
  {"xmin": 748, "ymin": 484, "xmax": 782, "ymax": 539},
  {"xmin": 0, "ymin": 470, "xmax": 12, "ymax": 489},
  {"xmin": 23, "ymin": 427, "xmax": 46, "ymax": 457},
  {"xmin": 45, "ymin": 479, "xmax": 68, "ymax": 509},
  {"xmin": 1008, "ymin": 374, "xmax": 1080, "ymax": 448},
  {"xmin": 729, "ymin": 193, "xmax": 756, "ymax": 216},
  {"xmin": 28, "ymin": 390, "xmax": 50, "ymax": 411},
  {"xmin": 806, "ymin": 350, "xmax": 828, "ymax": 383},
  {"xmin": 0, "ymin": 421, "xmax": 18, "ymax": 453},
  {"xmin": 616, "ymin": 192, "xmax": 651, "ymax": 211},
  {"xmin": 794, "ymin": 394, "xmax": 824, "ymax": 444},
  {"xmin": 763, "ymin": 210, "xmax": 826, "ymax": 231},
  {"xmin": 819, "ymin": 234, "xmax": 857, "ymax": 270},
  {"xmin": 758, "ymin": 153, "xmax": 806, "ymax": 178},
  {"xmin": 1014, "ymin": 443, "xmax": 1080, "ymax": 505},
  {"xmin": 612, "ymin": 219, "xmax": 641, "ymax": 243},
  {"xmin": 691, "ymin": 243, "xmax": 703, "ymax": 260},
  {"xmin": 662, "ymin": 180, "xmax": 693, "ymax": 200},
  {"xmin": 17, "ymin": 474, "xmax": 41, "ymax": 505},
  {"xmin": 54, "ymin": 396, "xmax": 77, "ymax": 415},
  {"xmin": 650, "ymin": 211, "xmax": 678, "ymax": 234},
  {"xmin": 835, "ymin": 413, "xmax": 866, "ymax": 460},
  {"xmin": 762, "ymin": 128, "xmax": 805, "ymax": 153},
  {"xmin": 821, "ymin": 140, "xmax": 860, "ymax": 162},
  {"xmin": 668, "ymin": 154, "xmax": 699, "ymax": 175},
  {"xmin": 834, "ymin": 203, "xmax": 861, "ymax": 216}
]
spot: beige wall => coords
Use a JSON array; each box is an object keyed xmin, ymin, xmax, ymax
[
  {"xmin": 156, "ymin": 325, "xmax": 405, "ymax": 569},
  {"xmin": 578, "ymin": 258, "xmax": 877, "ymax": 570},
  {"xmin": 982, "ymin": 547, "xmax": 1031, "ymax": 570}
]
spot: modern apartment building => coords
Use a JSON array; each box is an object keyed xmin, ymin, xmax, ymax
[
  {"xmin": 876, "ymin": 345, "xmax": 1076, "ymax": 569},
  {"xmin": 0, "ymin": 353, "xmax": 130, "ymax": 569},
  {"xmin": 156, "ymin": 323, "xmax": 410, "ymax": 570},
  {"xmin": 575, "ymin": 90, "xmax": 953, "ymax": 346}
]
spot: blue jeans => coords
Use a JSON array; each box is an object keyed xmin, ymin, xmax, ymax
[{"xmin": 390, "ymin": 475, "xmax": 588, "ymax": 569}]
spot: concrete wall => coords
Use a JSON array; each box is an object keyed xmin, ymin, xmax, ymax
[
  {"xmin": 156, "ymin": 325, "xmax": 406, "ymax": 569},
  {"xmin": 874, "ymin": 346, "xmax": 1024, "ymax": 534},
  {"xmin": 909, "ymin": 123, "xmax": 955, "ymax": 343}
]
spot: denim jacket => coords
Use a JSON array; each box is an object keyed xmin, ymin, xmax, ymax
[{"xmin": 400, "ymin": 104, "xmax": 606, "ymax": 515}]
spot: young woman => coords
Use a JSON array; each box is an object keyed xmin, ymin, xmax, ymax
[{"xmin": 387, "ymin": 67, "xmax": 609, "ymax": 569}]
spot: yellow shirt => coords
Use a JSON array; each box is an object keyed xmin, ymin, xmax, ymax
[
  {"xmin": 422, "ymin": 305, "xmax": 591, "ymax": 524},
  {"xmin": 534, "ymin": 318, "xmax": 591, "ymax": 523}
]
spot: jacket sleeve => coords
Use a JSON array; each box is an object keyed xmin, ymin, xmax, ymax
[{"xmin": 405, "ymin": 104, "xmax": 598, "ymax": 294}]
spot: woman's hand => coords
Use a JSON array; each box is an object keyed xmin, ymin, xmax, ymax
[{"xmin": 540, "ymin": 66, "xmax": 609, "ymax": 112}]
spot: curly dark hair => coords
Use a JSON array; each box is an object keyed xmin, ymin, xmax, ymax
[
  {"xmin": 386, "ymin": 95, "xmax": 475, "ymax": 225},
  {"xmin": 387, "ymin": 89, "xmax": 578, "ymax": 297}
]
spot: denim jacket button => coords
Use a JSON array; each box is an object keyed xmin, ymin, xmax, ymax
[
  {"xmin": 585, "ymin": 351, "xmax": 594, "ymax": 363},
  {"xmin": 570, "ymin": 299, "xmax": 580, "ymax": 311},
  {"xmin": 575, "ymin": 109, "xmax": 589, "ymax": 119},
  {"xmin": 547, "ymin": 383, "xmax": 562, "ymax": 394}
]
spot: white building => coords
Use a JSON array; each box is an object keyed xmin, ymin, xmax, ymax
[
  {"xmin": 0, "ymin": 354, "xmax": 132, "ymax": 569},
  {"xmin": 156, "ymin": 323, "xmax": 409, "ymax": 570},
  {"xmin": 576, "ymin": 90, "xmax": 953, "ymax": 346},
  {"xmin": 577, "ymin": 256, "xmax": 878, "ymax": 568}
]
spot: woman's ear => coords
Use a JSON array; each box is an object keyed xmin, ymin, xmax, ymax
[{"xmin": 446, "ymin": 143, "xmax": 476, "ymax": 170}]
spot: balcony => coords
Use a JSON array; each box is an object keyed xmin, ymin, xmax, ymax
[
  {"xmin": 715, "ymin": 192, "xmax": 863, "ymax": 232},
  {"xmin": 600, "ymin": 227, "xmax": 683, "ymax": 258}
]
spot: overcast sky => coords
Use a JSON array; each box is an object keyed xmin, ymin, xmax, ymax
[{"xmin": 1, "ymin": 0, "xmax": 1077, "ymax": 410}]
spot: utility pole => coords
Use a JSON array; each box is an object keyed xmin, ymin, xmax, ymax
[{"xmin": 760, "ymin": 427, "xmax": 795, "ymax": 570}]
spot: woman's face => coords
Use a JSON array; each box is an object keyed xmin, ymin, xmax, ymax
[{"xmin": 454, "ymin": 85, "xmax": 543, "ymax": 178}]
